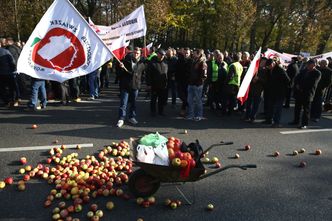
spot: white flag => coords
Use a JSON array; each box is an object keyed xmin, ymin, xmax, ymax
[
  {"xmin": 17, "ymin": 0, "xmax": 113, "ymax": 83},
  {"xmin": 90, "ymin": 5, "xmax": 147, "ymax": 42},
  {"xmin": 237, "ymin": 48, "xmax": 262, "ymax": 104},
  {"xmin": 309, "ymin": 51, "xmax": 332, "ymax": 61},
  {"xmin": 264, "ymin": 48, "xmax": 292, "ymax": 66}
]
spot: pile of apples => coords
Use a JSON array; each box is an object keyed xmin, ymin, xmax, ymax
[
  {"xmin": 164, "ymin": 198, "xmax": 182, "ymax": 209},
  {"xmin": 1, "ymin": 140, "xmax": 134, "ymax": 221},
  {"xmin": 167, "ymin": 137, "xmax": 196, "ymax": 169},
  {"xmin": 135, "ymin": 196, "xmax": 156, "ymax": 208}
]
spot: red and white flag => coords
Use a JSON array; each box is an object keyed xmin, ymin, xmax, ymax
[
  {"xmin": 17, "ymin": 0, "xmax": 113, "ymax": 82},
  {"xmin": 110, "ymin": 35, "xmax": 130, "ymax": 61},
  {"xmin": 237, "ymin": 48, "xmax": 262, "ymax": 105},
  {"xmin": 142, "ymin": 42, "xmax": 153, "ymax": 57}
]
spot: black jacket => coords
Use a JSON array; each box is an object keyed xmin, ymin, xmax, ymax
[
  {"xmin": 175, "ymin": 54, "xmax": 192, "ymax": 85},
  {"xmin": 315, "ymin": 67, "xmax": 332, "ymax": 97},
  {"xmin": 286, "ymin": 62, "xmax": 299, "ymax": 87},
  {"xmin": 119, "ymin": 54, "xmax": 146, "ymax": 90},
  {"xmin": 0, "ymin": 48, "xmax": 16, "ymax": 75},
  {"xmin": 5, "ymin": 45, "xmax": 21, "ymax": 65},
  {"xmin": 146, "ymin": 56, "xmax": 168, "ymax": 90},
  {"xmin": 266, "ymin": 65, "xmax": 291, "ymax": 98},
  {"xmin": 166, "ymin": 56, "xmax": 178, "ymax": 81},
  {"xmin": 294, "ymin": 68, "xmax": 322, "ymax": 102}
]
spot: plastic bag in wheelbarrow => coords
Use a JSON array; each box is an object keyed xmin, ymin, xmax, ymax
[{"xmin": 139, "ymin": 132, "xmax": 168, "ymax": 147}]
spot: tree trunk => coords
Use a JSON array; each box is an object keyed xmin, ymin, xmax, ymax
[{"xmin": 249, "ymin": 21, "xmax": 257, "ymax": 53}]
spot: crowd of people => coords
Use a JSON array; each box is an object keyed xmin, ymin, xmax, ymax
[{"xmin": 1, "ymin": 37, "xmax": 332, "ymax": 130}]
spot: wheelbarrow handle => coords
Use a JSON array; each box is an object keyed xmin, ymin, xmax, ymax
[
  {"xmin": 200, "ymin": 141, "xmax": 234, "ymax": 157},
  {"xmin": 198, "ymin": 164, "xmax": 257, "ymax": 180}
]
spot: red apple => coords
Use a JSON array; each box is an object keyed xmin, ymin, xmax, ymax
[
  {"xmin": 90, "ymin": 204, "xmax": 98, "ymax": 212},
  {"xmin": 315, "ymin": 149, "xmax": 322, "ymax": 155},
  {"xmin": 20, "ymin": 157, "xmax": 27, "ymax": 164},
  {"xmin": 274, "ymin": 151, "xmax": 280, "ymax": 157},
  {"xmin": 4, "ymin": 177, "xmax": 13, "ymax": 185},
  {"xmin": 142, "ymin": 201, "xmax": 150, "ymax": 208},
  {"xmin": 31, "ymin": 124, "xmax": 38, "ymax": 129},
  {"xmin": 244, "ymin": 145, "xmax": 251, "ymax": 151}
]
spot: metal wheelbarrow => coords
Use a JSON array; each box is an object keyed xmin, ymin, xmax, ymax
[{"xmin": 128, "ymin": 139, "xmax": 257, "ymax": 197}]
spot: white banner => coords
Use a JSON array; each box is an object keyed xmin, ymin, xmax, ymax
[
  {"xmin": 309, "ymin": 52, "xmax": 332, "ymax": 61},
  {"xmin": 264, "ymin": 48, "xmax": 292, "ymax": 65},
  {"xmin": 90, "ymin": 5, "xmax": 146, "ymax": 46},
  {"xmin": 17, "ymin": 0, "xmax": 113, "ymax": 83}
]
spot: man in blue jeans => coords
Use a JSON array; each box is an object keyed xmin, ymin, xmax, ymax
[
  {"xmin": 28, "ymin": 78, "xmax": 47, "ymax": 110},
  {"xmin": 117, "ymin": 47, "xmax": 146, "ymax": 128}
]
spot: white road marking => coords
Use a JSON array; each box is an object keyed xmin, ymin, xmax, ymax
[
  {"xmin": 0, "ymin": 143, "xmax": 93, "ymax": 152},
  {"xmin": 280, "ymin": 129, "xmax": 332, "ymax": 135}
]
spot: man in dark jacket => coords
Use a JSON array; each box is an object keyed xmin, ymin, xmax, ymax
[
  {"xmin": 175, "ymin": 48, "xmax": 192, "ymax": 116},
  {"xmin": 166, "ymin": 48, "xmax": 178, "ymax": 106},
  {"xmin": 245, "ymin": 57, "xmax": 267, "ymax": 122},
  {"xmin": 284, "ymin": 57, "xmax": 299, "ymax": 108},
  {"xmin": 264, "ymin": 58, "xmax": 291, "ymax": 127},
  {"xmin": 290, "ymin": 59, "xmax": 321, "ymax": 129},
  {"xmin": 310, "ymin": 59, "xmax": 332, "ymax": 121},
  {"xmin": 116, "ymin": 47, "xmax": 146, "ymax": 128},
  {"xmin": 146, "ymin": 49, "xmax": 168, "ymax": 116},
  {"xmin": 0, "ymin": 46, "xmax": 16, "ymax": 106}
]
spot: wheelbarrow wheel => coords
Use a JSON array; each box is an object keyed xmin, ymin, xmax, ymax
[{"xmin": 128, "ymin": 169, "xmax": 161, "ymax": 197}]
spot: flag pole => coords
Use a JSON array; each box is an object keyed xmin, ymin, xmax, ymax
[{"xmin": 143, "ymin": 35, "xmax": 146, "ymax": 57}]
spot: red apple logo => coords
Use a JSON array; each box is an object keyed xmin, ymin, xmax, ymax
[{"xmin": 32, "ymin": 28, "xmax": 86, "ymax": 71}]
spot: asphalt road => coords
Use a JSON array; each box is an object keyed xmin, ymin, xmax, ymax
[{"xmin": 0, "ymin": 85, "xmax": 331, "ymax": 221}]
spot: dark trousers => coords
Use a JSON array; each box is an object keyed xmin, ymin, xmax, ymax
[
  {"xmin": 310, "ymin": 94, "xmax": 323, "ymax": 119},
  {"xmin": 267, "ymin": 97, "xmax": 284, "ymax": 124},
  {"xmin": 222, "ymin": 85, "xmax": 238, "ymax": 114},
  {"xmin": 150, "ymin": 89, "xmax": 167, "ymax": 114},
  {"xmin": 0, "ymin": 75, "xmax": 15, "ymax": 105},
  {"xmin": 167, "ymin": 80, "xmax": 177, "ymax": 105},
  {"xmin": 177, "ymin": 82, "xmax": 188, "ymax": 110},
  {"xmin": 207, "ymin": 82, "xmax": 220, "ymax": 108},
  {"xmin": 284, "ymin": 88, "xmax": 292, "ymax": 107},
  {"xmin": 294, "ymin": 99, "xmax": 311, "ymax": 126},
  {"xmin": 245, "ymin": 94, "xmax": 262, "ymax": 120},
  {"xmin": 69, "ymin": 78, "xmax": 80, "ymax": 99},
  {"xmin": 60, "ymin": 83, "xmax": 70, "ymax": 102}
]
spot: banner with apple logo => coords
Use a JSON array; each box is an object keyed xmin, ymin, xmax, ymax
[{"xmin": 17, "ymin": 0, "xmax": 113, "ymax": 83}]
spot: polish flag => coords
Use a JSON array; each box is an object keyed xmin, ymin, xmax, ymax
[
  {"xmin": 142, "ymin": 42, "xmax": 153, "ymax": 57},
  {"xmin": 237, "ymin": 48, "xmax": 262, "ymax": 105},
  {"xmin": 110, "ymin": 35, "xmax": 130, "ymax": 61}
]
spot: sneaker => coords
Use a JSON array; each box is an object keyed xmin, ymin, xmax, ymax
[
  {"xmin": 74, "ymin": 98, "xmax": 81, "ymax": 102},
  {"xmin": 194, "ymin": 117, "xmax": 202, "ymax": 121},
  {"xmin": 87, "ymin": 96, "xmax": 95, "ymax": 100},
  {"xmin": 116, "ymin": 120, "xmax": 124, "ymax": 128},
  {"xmin": 298, "ymin": 125, "xmax": 307, "ymax": 129},
  {"xmin": 128, "ymin": 118, "xmax": 138, "ymax": 125}
]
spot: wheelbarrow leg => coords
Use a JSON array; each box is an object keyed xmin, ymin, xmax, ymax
[{"xmin": 175, "ymin": 183, "xmax": 196, "ymax": 205}]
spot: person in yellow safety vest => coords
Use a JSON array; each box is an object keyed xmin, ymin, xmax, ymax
[
  {"xmin": 222, "ymin": 53, "xmax": 243, "ymax": 115},
  {"xmin": 206, "ymin": 50, "xmax": 228, "ymax": 110}
]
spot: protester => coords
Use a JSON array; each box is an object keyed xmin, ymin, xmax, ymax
[
  {"xmin": 222, "ymin": 53, "xmax": 243, "ymax": 115},
  {"xmin": 264, "ymin": 58, "xmax": 290, "ymax": 127},
  {"xmin": 166, "ymin": 48, "xmax": 178, "ymax": 107},
  {"xmin": 116, "ymin": 47, "xmax": 146, "ymax": 128},
  {"xmin": 186, "ymin": 49, "xmax": 207, "ymax": 121},
  {"xmin": 206, "ymin": 50, "xmax": 226, "ymax": 110},
  {"xmin": 284, "ymin": 57, "xmax": 299, "ymax": 108},
  {"xmin": 146, "ymin": 49, "xmax": 168, "ymax": 116},
  {"xmin": 245, "ymin": 57, "xmax": 267, "ymax": 122},
  {"xmin": 175, "ymin": 48, "xmax": 192, "ymax": 117},
  {"xmin": 290, "ymin": 59, "xmax": 321, "ymax": 129},
  {"xmin": 0, "ymin": 44, "xmax": 16, "ymax": 106},
  {"xmin": 310, "ymin": 59, "xmax": 332, "ymax": 121}
]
